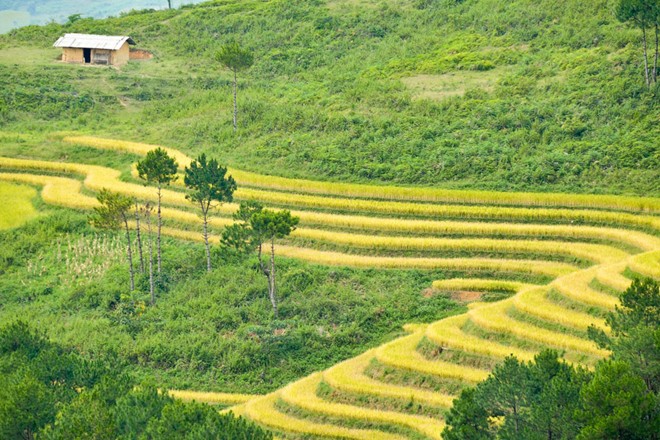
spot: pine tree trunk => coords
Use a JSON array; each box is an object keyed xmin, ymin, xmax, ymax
[
  {"xmin": 257, "ymin": 241, "xmax": 275, "ymax": 314},
  {"xmin": 654, "ymin": 23, "xmax": 658, "ymax": 83},
  {"xmin": 146, "ymin": 207, "xmax": 154, "ymax": 305},
  {"xmin": 269, "ymin": 238, "xmax": 278, "ymax": 317},
  {"xmin": 643, "ymin": 26, "xmax": 651, "ymax": 87},
  {"xmin": 123, "ymin": 215, "xmax": 134, "ymax": 291},
  {"xmin": 233, "ymin": 69, "xmax": 238, "ymax": 131},
  {"xmin": 157, "ymin": 184, "xmax": 162, "ymax": 273},
  {"xmin": 135, "ymin": 202, "xmax": 144, "ymax": 273},
  {"xmin": 203, "ymin": 207, "xmax": 211, "ymax": 272}
]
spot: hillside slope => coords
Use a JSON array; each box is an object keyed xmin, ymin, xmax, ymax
[
  {"xmin": 1, "ymin": 135, "xmax": 658, "ymax": 438},
  {"xmin": 0, "ymin": 0, "xmax": 658, "ymax": 195}
]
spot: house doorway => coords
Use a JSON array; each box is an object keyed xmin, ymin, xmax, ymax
[{"xmin": 83, "ymin": 48, "xmax": 91, "ymax": 63}]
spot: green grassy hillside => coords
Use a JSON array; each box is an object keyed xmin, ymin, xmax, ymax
[
  {"xmin": 1, "ymin": 2, "xmax": 659, "ymax": 437},
  {"xmin": 0, "ymin": 0, "xmax": 657, "ymax": 195}
]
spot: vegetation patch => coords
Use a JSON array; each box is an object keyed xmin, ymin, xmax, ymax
[
  {"xmin": 0, "ymin": 181, "xmax": 38, "ymax": 230},
  {"xmin": 401, "ymin": 67, "xmax": 509, "ymax": 101}
]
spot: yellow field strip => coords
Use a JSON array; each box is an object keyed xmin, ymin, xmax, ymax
[
  {"xmin": 62, "ymin": 135, "xmax": 193, "ymax": 168},
  {"xmin": 432, "ymin": 278, "xmax": 534, "ymax": 292},
  {"xmin": 551, "ymin": 269, "xmax": 619, "ymax": 309},
  {"xmin": 0, "ymin": 172, "xmax": 97, "ymax": 209},
  {"xmin": 4, "ymin": 157, "xmax": 660, "ymax": 246},
  {"xmin": 374, "ymin": 326, "xmax": 489, "ymax": 384},
  {"xmin": 0, "ymin": 182, "xmax": 39, "ymax": 230},
  {"xmin": 425, "ymin": 314, "xmax": 536, "ymax": 362},
  {"xmin": 61, "ymin": 135, "xmax": 660, "ymax": 212},
  {"xmin": 294, "ymin": 229, "xmax": 630, "ymax": 264},
  {"xmin": 628, "ymin": 250, "xmax": 660, "ymax": 280},
  {"xmin": 295, "ymin": 213, "xmax": 660, "ymax": 251},
  {"xmin": 0, "ymin": 168, "xmax": 642, "ymax": 270},
  {"xmin": 159, "ymin": 226, "xmax": 578, "ymax": 276},
  {"xmin": 468, "ymin": 298, "xmax": 609, "ymax": 356},
  {"xmin": 322, "ymin": 351, "xmax": 455, "ymax": 408},
  {"xmin": 512, "ymin": 286, "xmax": 608, "ymax": 331},
  {"xmin": 595, "ymin": 262, "xmax": 632, "ymax": 292},
  {"xmin": 275, "ymin": 246, "xmax": 578, "ymax": 276},
  {"xmin": 234, "ymin": 186, "xmax": 660, "ymax": 230},
  {"xmin": 279, "ymin": 373, "xmax": 445, "ymax": 440},
  {"xmin": 0, "ymin": 157, "xmax": 198, "ymax": 209},
  {"xmin": 169, "ymin": 390, "xmax": 258, "ymax": 405},
  {"xmin": 242, "ymin": 393, "xmax": 406, "ymax": 440}
]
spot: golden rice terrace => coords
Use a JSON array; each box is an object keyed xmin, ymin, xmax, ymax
[{"xmin": 0, "ymin": 134, "xmax": 658, "ymax": 439}]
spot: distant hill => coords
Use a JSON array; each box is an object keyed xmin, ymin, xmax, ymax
[
  {"xmin": 0, "ymin": 0, "xmax": 658, "ymax": 195},
  {"xmin": 0, "ymin": 0, "xmax": 205, "ymax": 33}
]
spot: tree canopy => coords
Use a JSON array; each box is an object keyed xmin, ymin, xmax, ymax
[
  {"xmin": 184, "ymin": 153, "xmax": 237, "ymax": 271},
  {"xmin": 0, "ymin": 321, "xmax": 273, "ymax": 440}
]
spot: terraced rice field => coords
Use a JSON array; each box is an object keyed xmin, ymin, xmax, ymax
[{"xmin": 1, "ymin": 135, "xmax": 659, "ymax": 439}]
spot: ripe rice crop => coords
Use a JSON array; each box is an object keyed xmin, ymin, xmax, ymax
[
  {"xmin": 551, "ymin": 269, "xmax": 619, "ymax": 309},
  {"xmin": 432, "ymin": 279, "xmax": 533, "ymax": 293},
  {"xmin": 322, "ymin": 352, "xmax": 454, "ymax": 408},
  {"xmin": 236, "ymin": 186, "xmax": 660, "ymax": 231},
  {"xmin": 374, "ymin": 328, "xmax": 489, "ymax": 384},
  {"xmin": 4, "ymin": 156, "xmax": 660, "ymax": 238},
  {"xmin": 292, "ymin": 229, "xmax": 630, "ymax": 264},
  {"xmin": 0, "ymin": 157, "xmax": 241, "ymax": 214},
  {"xmin": 276, "ymin": 246, "xmax": 577, "ymax": 276},
  {"xmin": 0, "ymin": 173, "xmax": 96, "ymax": 210},
  {"xmin": 595, "ymin": 262, "xmax": 631, "ymax": 292},
  {"xmin": 62, "ymin": 135, "xmax": 192, "ymax": 168},
  {"xmin": 169, "ymin": 390, "xmax": 258, "ymax": 405},
  {"xmin": 468, "ymin": 299, "xmax": 609, "ymax": 356},
  {"xmin": 62, "ymin": 135, "xmax": 660, "ymax": 212},
  {"xmin": 279, "ymin": 373, "xmax": 445, "ymax": 439},
  {"xmin": 286, "ymin": 211, "xmax": 660, "ymax": 250},
  {"xmin": 243, "ymin": 393, "xmax": 402, "ymax": 440},
  {"xmin": 425, "ymin": 314, "xmax": 536, "ymax": 362},
  {"xmin": 512, "ymin": 287, "xmax": 607, "ymax": 331},
  {"xmin": 628, "ymin": 250, "xmax": 660, "ymax": 280}
]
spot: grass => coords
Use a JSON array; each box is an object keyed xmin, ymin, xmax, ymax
[
  {"xmin": 1, "ymin": 1, "xmax": 659, "ymax": 437},
  {"xmin": 401, "ymin": 68, "xmax": 510, "ymax": 101},
  {"xmin": 0, "ymin": 181, "xmax": 39, "ymax": 230}
]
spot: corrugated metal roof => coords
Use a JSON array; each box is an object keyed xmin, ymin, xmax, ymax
[{"xmin": 53, "ymin": 33, "xmax": 135, "ymax": 50}]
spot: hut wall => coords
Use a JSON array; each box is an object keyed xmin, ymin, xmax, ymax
[
  {"xmin": 92, "ymin": 49, "xmax": 111, "ymax": 65},
  {"xmin": 112, "ymin": 42, "xmax": 130, "ymax": 66},
  {"xmin": 62, "ymin": 47, "xmax": 83, "ymax": 63}
]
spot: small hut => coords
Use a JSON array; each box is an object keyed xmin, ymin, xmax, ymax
[{"xmin": 53, "ymin": 33, "xmax": 135, "ymax": 66}]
